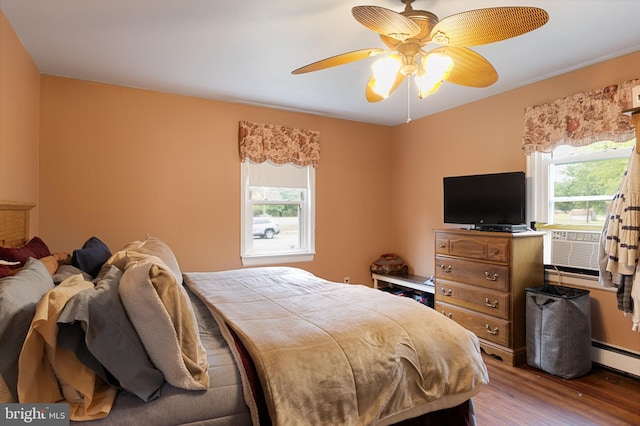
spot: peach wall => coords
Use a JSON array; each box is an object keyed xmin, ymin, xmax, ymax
[
  {"xmin": 390, "ymin": 50, "xmax": 640, "ymax": 352},
  {"xmin": 0, "ymin": 10, "xmax": 40, "ymax": 232},
  {"xmin": 38, "ymin": 77, "xmax": 394, "ymax": 285},
  {"xmin": 574, "ymin": 283, "xmax": 640, "ymax": 354}
]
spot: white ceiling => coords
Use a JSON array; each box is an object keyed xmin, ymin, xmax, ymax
[{"xmin": 2, "ymin": 0, "xmax": 639, "ymax": 126}]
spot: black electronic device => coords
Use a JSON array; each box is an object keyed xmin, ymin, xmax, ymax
[
  {"xmin": 443, "ymin": 171, "xmax": 526, "ymax": 230},
  {"xmin": 476, "ymin": 223, "xmax": 529, "ymax": 233}
]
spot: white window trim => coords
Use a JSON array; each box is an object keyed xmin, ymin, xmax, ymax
[
  {"xmin": 527, "ymin": 144, "xmax": 633, "ymax": 266},
  {"xmin": 240, "ymin": 162, "xmax": 316, "ymax": 266},
  {"xmin": 527, "ymin": 147, "xmax": 634, "ymax": 228}
]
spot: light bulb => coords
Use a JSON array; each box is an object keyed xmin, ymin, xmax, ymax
[
  {"xmin": 369, "ymin": 55, "xmax": 402, "ymax": 98},
  {"xmin": 416, "ymin": 53, "xmax": 454, "ymax": 99}
]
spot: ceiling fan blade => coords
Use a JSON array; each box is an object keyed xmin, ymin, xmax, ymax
[
  {"xmin": 430, "ymin": 7, "xmax": 549, "ymax": 47},
  {"xmin": 433, "ymin": 47, "xmax": 498, "ymax": 87},
  {"xmin": 292, "ymin": 48, "xmax": 384, "ymax": 74},
  {"xmin": 352, "ymin": 5, "xmax": 421, "ymax": 41},
  {"xmin": 366, "ymin": 71, "xmax": 405, "ymax": 102}
]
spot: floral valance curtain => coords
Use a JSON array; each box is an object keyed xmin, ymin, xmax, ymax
[
  {"xmin": 522, "ymin": 78, "xmax": 639, "ymax": 154},
  {"xmin": 238, "ymin": 120, "xmax": 320, "ymax": 166}
]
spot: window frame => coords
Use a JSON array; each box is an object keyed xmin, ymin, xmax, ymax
[
  {"xmin": 240, "ymin": 161, "xmax": 315, "ymax": 266},
  {"xmin": 526, "ymin": 141, "xmax": 634, "ymax": 266},
  {"xmin": 527, "ymin": 144, "xmax": 634, "ymax": 229}
]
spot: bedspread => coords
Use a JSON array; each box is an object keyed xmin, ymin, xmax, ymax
[{"xmin": 184, "ymin": 267, "xmax": 488, "ymax": 426}]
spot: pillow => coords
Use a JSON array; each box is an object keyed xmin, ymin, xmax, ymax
[
  {"xmin": 53, "ymin": 264, "xmax": 92, "ymax": 285},
  {"xmin": 38, "ymin": 254, "xmax": 70, "ymax": 276},
  {"xmin": 72, "ymin": 237, "xmax": 112, "ymax": 277},
  {"xmin": 106, "ymin": 236, "xmax": 182, "ymax": 283},
  {"xmin": 0, "ymin": 237, "xmax": 51, "ymax": 266},
  {"xmin": 0, "ymin": 257, "xmax": 55, "ymax": 402},
  {"xmin": 57, "ymin": 267, "xmax": 165, "ymax": 402},
  {"xmin": 119, "ymin": 258, "xmax": 208, "ymax": 390},
  {"xmin": 0, "ymin": 265, "xmax": 14, "ymax": 279}
]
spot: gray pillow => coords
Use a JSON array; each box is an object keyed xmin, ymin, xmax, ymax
[
  {"xmin": 0, "ymin": 258, "xmax": 54, "ymax": 402},
  {"xmin": 57, "ymin": 266, "xmax": 165, "ymax": 402},
  {"xmin": 52, "ymin": 264, "xmax": 92, "ymax": 284}
]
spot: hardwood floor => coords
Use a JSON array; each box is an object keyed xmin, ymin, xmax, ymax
[{"xmin": 472, "ymin": 353, "xmax": 640, "ymax": 426}]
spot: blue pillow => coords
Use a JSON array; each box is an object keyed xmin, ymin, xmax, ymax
[{"xmin": 72, "ymin": 237, "xmax": 111, "ymax": 277}]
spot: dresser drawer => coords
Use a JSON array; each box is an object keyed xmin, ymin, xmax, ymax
[
  {"xmin": 435, "ymin": 256, "xmax": 509, "ymax": 291},
  {"xmin": 436, "ymin": 280, "xmax": 509, "ymax": 319},
  {"xmin": 435, "ymin": 236, "xmax": 450, "ymax": 255},
  {"xmin": 436, "ymin": 302, "xmax": 510, "ymax": 347},
  {"xmin": 438, "ymin": 233, "xmax": 510, "ymax": 263}
]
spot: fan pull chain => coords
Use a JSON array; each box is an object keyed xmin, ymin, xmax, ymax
[{"xmin": 406, "ymin": 77, "xmax": 412, "ymax": 124}]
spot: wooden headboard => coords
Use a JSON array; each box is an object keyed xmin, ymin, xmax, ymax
[{"xmin": 0, "ymin": 201, "xmax": 35, "ymax": 248}]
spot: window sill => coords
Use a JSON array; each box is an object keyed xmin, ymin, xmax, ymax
[
  {"xmin": 545, "ymin": 268, "xmax": 615, "ymax": 291},
  {"xmin": 535, "ymin": 223, "xmax": 603, "ymax": 231},
  {"xmin": 241, "ymin": 252, "xmax": 315, "ymax": 267}
]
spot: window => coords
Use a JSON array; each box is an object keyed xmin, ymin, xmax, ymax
[
  {"xmin": 240, "ymin": 160, "xmax": 315, "ymax": 266},
  {"xmin": 527, "ymin": 139, "xmax": 635, "ymax": 266}
]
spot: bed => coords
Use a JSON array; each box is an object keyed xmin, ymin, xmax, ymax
[{"xmin": 0, "ymin": 201, "xmax": 489, "ymax": 425}]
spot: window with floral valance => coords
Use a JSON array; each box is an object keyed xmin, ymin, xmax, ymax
[
  {"xmin": 522, "ymin": 78, "xmax": 639, "ymax": 154},
  {"xmin": 238, "ymin": 120, "xmax": 319, "ymax": 266},
  {"xmin": 524, "ymin": 78, "xmax": 639, "ymax": 282}
]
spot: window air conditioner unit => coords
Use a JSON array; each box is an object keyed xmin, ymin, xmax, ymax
[{"xmin": 550, "ymin": 230, "xmax": 601, "ymax": 271}]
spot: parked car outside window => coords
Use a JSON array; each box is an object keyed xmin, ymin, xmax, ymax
[{"xmin": 253, "ymin": 217, "xmax": 280, "ymax": 239}]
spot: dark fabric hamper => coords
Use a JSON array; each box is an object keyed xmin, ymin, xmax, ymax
[{"xmin": 526, "ymin": 284, "xmax": 592, "ymax": 378}]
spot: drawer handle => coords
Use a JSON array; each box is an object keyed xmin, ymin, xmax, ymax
[
  {"xmin": 485, "ymin": 298, "xmax": 499, "ymax": 308},
  {"xmin": 441, "ymin": 288, "xmax": 452, "ymax": 296},
  {"xmin": 484, "ymin": 272, "xmax": 498, "ymax": 281},
  {"xmin": 439, "ymin": 244, "xmax": 446, "ymax": 249},
  {"xmin": 485, "ymin": 324, "xmax": 499, "ymax": 335},
  {"xmin": 439, "ymin": 264, "xmax": 452, "ymax": 273},
  {"xmin": 441, "ymin": 310, "xmax": 453, "ymax": 319},
  {"xmin": 491, "ymin": 249, "xmax": 499, "ymax": 255}
]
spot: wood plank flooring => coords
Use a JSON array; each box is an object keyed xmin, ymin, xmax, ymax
[{"xmin": 472, "ymin": 353, "xmax": 640, "ymax": 426}]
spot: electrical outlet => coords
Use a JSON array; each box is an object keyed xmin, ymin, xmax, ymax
[{"xmin": 343, "ymin": 277, "xmax": 350, "ymax": 284}]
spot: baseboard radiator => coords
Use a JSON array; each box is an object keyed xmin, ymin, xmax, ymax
[{"xmin": 591, "ymin": 340, "xmax": 640, "ymax": 378}]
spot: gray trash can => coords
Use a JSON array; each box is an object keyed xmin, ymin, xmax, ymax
[{"xmin": 526, "ymin": 284, "xmax": 591, "ymax": 378}]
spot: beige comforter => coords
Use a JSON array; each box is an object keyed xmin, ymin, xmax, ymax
[{"xmin": 184, "ymin": 267, "xmax": 489, "ymax": 426}]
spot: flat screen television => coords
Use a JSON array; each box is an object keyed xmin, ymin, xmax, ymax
[{"xmin": 443, "ymin": 171, "xmax": 526, "ymax": 230}]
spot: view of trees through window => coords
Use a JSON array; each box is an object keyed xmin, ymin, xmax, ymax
[
  {"xmin": 551, "ymin": 140, "xmax": 634, "ymax": 227},
  {"xmin": 251, "ymin": 187, "xmax": 301, "ymax": 217}
]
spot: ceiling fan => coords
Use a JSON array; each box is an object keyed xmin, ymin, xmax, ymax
[{"xmin": 292, "ymin": 0, "xmax": 549, "ymax": 105}]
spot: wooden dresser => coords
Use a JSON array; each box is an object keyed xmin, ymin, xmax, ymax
[{"xmin": 434, "ymin": 229, "xmax": 544, "ymax": 366}]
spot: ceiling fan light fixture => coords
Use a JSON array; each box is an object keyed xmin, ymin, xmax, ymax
[
  {"xmin": 416, "ymin": 52, "xmax": 454, "ymax": 99},
  {"xmin": 370, "ymin": 55, "xmax": 402, "ymax": 98},
  {"xmin": 293, "ymin": 2, "xmax": 548, "ymax": 108}
]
